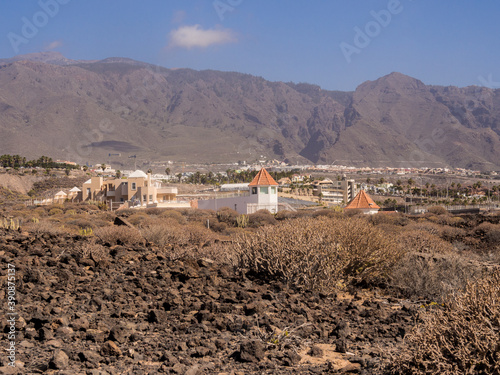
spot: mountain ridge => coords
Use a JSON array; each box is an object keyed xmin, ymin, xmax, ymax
[{"xmin": 1, "ymin": 53, "xmax": 499, "ymax": 171}]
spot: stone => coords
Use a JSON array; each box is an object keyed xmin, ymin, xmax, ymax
[
  {"xmin": 86, "ymin": 329, "xmax": 106, "ymax": 342},
  {"xmin": 309, "ymin": 344, "xmax": 324, "ymax": 357},
  {"xmin": 78, "ymin": 350, "xmax": 102, "ymax": 366},
  {"xmin": 237, "ymin": 340, "xmax": 265, "ymax": 363},
  {"xmin": 49, "ymin": 349, "xmax": 69, "ymax": 369},
  {"xmin": 341, "ymin": 362, "xmax": 362, "ymax": 373},
  {"xmin": 101, "ymin": 340, "xmax": 122, "ymax": 357},
  {"xmin": 108, "ymin": 325, "xmax": 128, "ymax": 343}
]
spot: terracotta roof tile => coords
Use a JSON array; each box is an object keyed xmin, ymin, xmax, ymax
[
  {"xmin": 345, "ymin": 190, "xmax": 380, "ymax": 210},
  {"xmin": 248, "ymin": 168, "xmax": 279, "ymax": 186}
]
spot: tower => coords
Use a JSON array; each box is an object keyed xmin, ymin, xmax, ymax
[{"xmin": 248, "ymin": 168, "xmax": 279, "ymax": 214}]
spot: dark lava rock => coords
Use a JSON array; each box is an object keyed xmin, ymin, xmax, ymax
[
  {"xmin": 108, "ymin": 325, "xmax": 128, "ymax": 343},
  {"xmin": 100, "ymin": 340, "xmax": 122, "ymax": 357},
  {"xmin": 236, "ymin": 340, "xmax": 266, "ymax": 363},
  {"xmin": 49, "ymin": 349, "xmax": 69, "ymax": 369},
  {"xmin": 309, "ymin": 344, "xmax": 324, "ymax": 357}
]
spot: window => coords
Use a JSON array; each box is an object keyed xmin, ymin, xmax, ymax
[
  {"xmin": 143, "ymin": 195, "xmax": 147, "ymax": 202},
  {"xmin": 252, "ymin": 187, "xmax": 257, "ymax": 195},
  {"xmin": 149, "ymin": 195, "xmax": 153, "ymax": 202},
  {"xmin": 86, "ymin": 188, "xmax": 91, "ymax": 197},
  {"xmin": 260, "ymin": 187, "xmax": 268, "ymax": 194},
  {"xmin": 271, "ymin": 187, "xmax": 276, "ymax": 194},
  {"xmin": 131, "ymin": 182, "xmax": 136, "ymax": 190}
]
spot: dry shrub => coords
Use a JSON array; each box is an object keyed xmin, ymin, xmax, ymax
[
  {"xmin": 33, "ymin": 207, "xmax": 48, "ymax": 217},
  {"xmin": 141, "ymin": 220, "xmax": 188, "ymax": 247},
  {"xmin": 475, "ymin": 222, "xmax": 500, "ymax": 245},
  {"xmin": 24, "ymin": 220, "xmax": 66, "ymax": 235},
  {"xmin": 48, "ymin": 208, "xmax": 63, "ymax": 216},
  {"xmin": 247, "ymin": 209, "xmax": 276, "ymax": 228},
  {"xmin": 440, "ymin": 226, "xmax": 467, "ymax": 242},
  {"xmin": 141, "ymin": 220, "xmax": 216, "ymax": 249},
  {"xmin": 390, "ymin": 252, "xmax": 484, "ymax": 301},
  {"xmin": 159, "ymin": 209, "xmax": 186, "ymax": 224},
  {"xmin": 216, "ymin": 207, "xmax": 239, "ymax": 225},
  {"xmin": 311, "ymin": 209, "xmax": 342, "ymax": 219},
  {"xmin": 234, "ymin": 216, "xmax": 402, "ymax": 292},
  {"xmin": 274, "ymin": 210, "xmax": 296, "ymax": 220},
  {"xmin": 428, "ymin": 205, "xmax": 447, "ymax": 215},
  {"xmin": 222, "ymin": 226, "xmax": 247, "ymax": 237},
  {"xmin": 126, "ymin": 212, "xmax": 150, "ymax": 226},
  {"xmin": 94, "ymin": 226, "xmax": 144, "ymax": 245},
  {"xmin": 209, "ymin": 220, "xmax": 227, "ymax": 233},
  {"xmin": 64, "ymin": 215, "xmax": 94, "ymax": 229},
  {"xmin": 376, "ymin": 223, "xmax": 403, "ymax": 236},
  {"xmin": 438, "ymin": 215, "xmax": 465, "ymax": 227},
  {"xmin": 405, "ymin": 222, "xmax": 443, "ymax": 236},
  {"xmin": 185, "ymin": 222, "xmax": 217, "ymax": 247},
  {"xmin": 399, "ymin": 230, "xmax": 454, "ymax": 254},
  {"xmin": 389, "ymin": 272, "xmax": 500, "ymax": 375},
  {"xmin": 144, "ymin": 207, "xmax": 165, "ymax": 216},
  {"xmin": 72, "ymin": 241, "xmax": 110, "ymax": 263},
  {"xmin": 370, "ymin": 212, "xmax": 408, "ymax": 226},
  {"xmin": 344, "ymin": 208, "xmax": 363, "ymax": 217}
]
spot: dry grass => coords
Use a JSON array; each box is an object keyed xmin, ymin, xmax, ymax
[{"xmin": 389, "ymin": 272, "xmax": 500, "ymax": 375}]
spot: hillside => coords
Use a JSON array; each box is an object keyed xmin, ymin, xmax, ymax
[{"xmin": 1, "ymin": 53, "xmax": 499, "ymax": 170}]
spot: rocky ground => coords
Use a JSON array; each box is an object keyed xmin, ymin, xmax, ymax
[{"xmin": 0, "ymin": 228, "xmax": 420, "ymax": 374}]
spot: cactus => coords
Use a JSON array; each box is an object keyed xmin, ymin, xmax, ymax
[
  {"xmin": 236, "ymin": 214, "xmax": 249, "ymax": 228},
  {"xmin": 1, "ymin": 218, "xmax": 20, "ymax": 230},
  {"xmin": 79, "ymin": 227, "xmax": 94, "ymax": 236}
]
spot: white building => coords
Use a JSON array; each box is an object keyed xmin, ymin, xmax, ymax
[{"xmin": 197, "ymin": 168, "xmax": 279, "ymax": 214}]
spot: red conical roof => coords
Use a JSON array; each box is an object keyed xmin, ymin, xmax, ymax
[
  {"xmin": 345, "ymin": 190, "xmax": 380, "ymax": 210},
  {"xmin": 248, "ymin": 168, "xmax": 279, "ymax": 186}
]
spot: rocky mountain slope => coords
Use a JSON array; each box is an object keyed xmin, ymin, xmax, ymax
[{"xmin": 1, "ymin": 52, "xmax": 499, "ymax": 170}]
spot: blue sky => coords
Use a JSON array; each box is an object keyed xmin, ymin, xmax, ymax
[{"xmin": 1, "ymin": 0, "xmax": 499, "ymax": 91}]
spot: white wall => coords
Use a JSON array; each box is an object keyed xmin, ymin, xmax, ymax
[{"xmin": 198, "ymin": 195, "xmax": 258, "ymax": 214}]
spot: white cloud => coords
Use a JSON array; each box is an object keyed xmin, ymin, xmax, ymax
[
  {"xmin": 168, "ymin": 25, "xmax": 236, "ymax": 49},
  {"xmin": 44, "ymin": 40, "xmax": 63, "ymax": 50}
]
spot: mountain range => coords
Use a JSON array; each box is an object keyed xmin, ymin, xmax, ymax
[{"xmin": 1, "ymin": 51, "xmax": 499, "ymax": 171}]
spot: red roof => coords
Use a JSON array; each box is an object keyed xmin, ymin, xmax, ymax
[
  {"xmin": 345, "ymin": 190, "xmax": 380, "ymax": 210},
  {"xmin": 248, "ymin": 168, "xmax": 279, "ymax": 186}
]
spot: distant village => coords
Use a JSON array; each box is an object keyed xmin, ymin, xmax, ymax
[{"xmin": 6, "ymin": 155, "xmax": 497, "ymax": 215}]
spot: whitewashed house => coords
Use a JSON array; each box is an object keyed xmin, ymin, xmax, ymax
[{"xmin": 197, "ymin": 168, "xmax": 279, "ymax": 214}]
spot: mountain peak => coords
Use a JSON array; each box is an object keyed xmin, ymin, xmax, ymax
[{"xmin": 357, "ymin": 72, "xmax": 426, "ymax": 92}]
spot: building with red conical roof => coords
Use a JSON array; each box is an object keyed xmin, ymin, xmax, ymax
[
  {"xmin": 344, "ymin": 190, "xmax": 380, "ymax": 214},
  {"xmin": 197, "ymin": 168, "xmax": 279, "ymax": 214}
]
